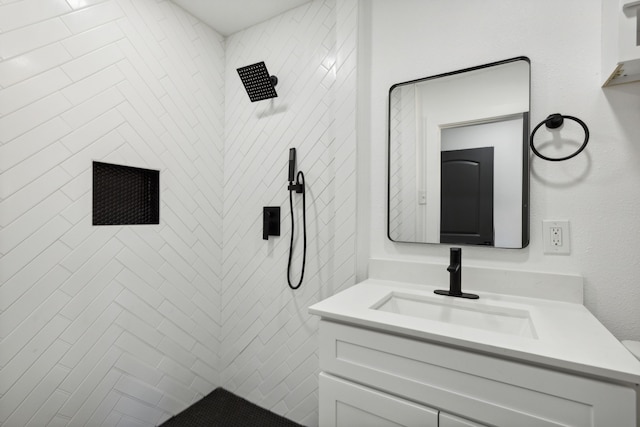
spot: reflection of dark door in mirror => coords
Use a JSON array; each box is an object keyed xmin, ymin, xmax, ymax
[{"xmin": 441, "ymin": 148, "xmax": 494, "ymax": 246}]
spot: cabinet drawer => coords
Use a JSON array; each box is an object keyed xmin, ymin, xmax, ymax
[
  {"xmin": 319, "ymin": 372, "xmax": 438, "ymax": 427},
  {"xmin": 320, "ymin": 320, "xmax": 637, "ymax": 427}
]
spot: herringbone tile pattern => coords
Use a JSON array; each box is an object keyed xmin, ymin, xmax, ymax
[
  {"xmin": 0, "ymin": 0, "xmax": 225, "ymax": 425},
  {"xmin": 0, "ymin": 0, "xmax": 358, "ymax": 425},
  {"xmin": 221, "ymin": 1, "xmax": 357, "ymax": 425},
  {"xmin": 389, "ymin": 85, "xmax": 419, "ymax": 241}
]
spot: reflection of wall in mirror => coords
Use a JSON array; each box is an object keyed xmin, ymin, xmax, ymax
[
  {"xmin": 389, "ymin": 85, "xmax": 420, "ymax": 241},
  {"xmin": 441, "ymin": 117, "xmax": 524, "ymax": 248}
]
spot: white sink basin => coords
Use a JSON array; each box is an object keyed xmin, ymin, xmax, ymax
[{"xmin": 373, "ymin": 292, "xmax": 537, "ymax": 338}]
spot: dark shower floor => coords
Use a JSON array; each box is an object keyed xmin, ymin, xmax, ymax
[{"xmin": 159, "ymin": 388, "xmax": 303, "ymax": 427}]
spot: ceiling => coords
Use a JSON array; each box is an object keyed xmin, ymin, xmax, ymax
[{"xmin": 171, "ymin": 0, "xmax": 313, "ymax": 36}]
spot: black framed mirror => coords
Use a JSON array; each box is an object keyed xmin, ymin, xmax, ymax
[{"xmin": 387, "ymin": 57, "xmax": 530, "ymax": 248}]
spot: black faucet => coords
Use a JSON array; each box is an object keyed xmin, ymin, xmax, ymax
[{"xmin": 434, "ymin": 248, "xmax": 479, "ymax": 299}]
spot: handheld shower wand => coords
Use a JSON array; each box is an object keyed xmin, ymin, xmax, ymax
[
  {"xmin": 287, "ymin": 148, "xmax": 306, "ymax": 290},
  {"xmin": 288, "ymin": 148, "xmax": 297, "ymax": 183}
]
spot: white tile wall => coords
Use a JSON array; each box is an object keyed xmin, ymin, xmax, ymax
[
  {"xmin": 221, "ymin": 0, "xmax": 358, "ymax": 425},
  {"xmin": 389, "ymin": 85, "xmax": 419, "ymax": 241},
  {"xmin": 1, "ymin": 0, "xmax": 358, "ymax": 425},
  {"xmin": 0, "ymin": 1, "xmax": 225, "ymax": 426}
]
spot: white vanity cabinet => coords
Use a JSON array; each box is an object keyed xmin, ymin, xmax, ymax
[{"xmin": 318, "ymin": 320, "xmax": 637, "ymax": 427}]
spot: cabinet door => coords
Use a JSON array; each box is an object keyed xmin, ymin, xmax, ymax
[
  {"xmin": 319, "ymin": 373, "xmax": 438, "ymax": 427},
  {"xmin": 439, "ymin": 412, "xmax": 486, "ymax": 427}
]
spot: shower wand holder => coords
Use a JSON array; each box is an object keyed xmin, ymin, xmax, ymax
[{"xmin": 288, "ymin": 182, "xmax": 304, "ymax": 194}]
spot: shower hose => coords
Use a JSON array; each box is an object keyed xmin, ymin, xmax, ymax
[{"xmin": 287, "ymin": 171, "xmax": 306, "ymax": 290}]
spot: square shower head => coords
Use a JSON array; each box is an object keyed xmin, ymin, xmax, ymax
[{"xmin": 237, "ymin": 61, "xmax": 278, "ymax": 102}]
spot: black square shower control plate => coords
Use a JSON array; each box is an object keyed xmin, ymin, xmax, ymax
[{"xmin": 263, "ymin": 206, "xmax": 280, "ymax": 240}]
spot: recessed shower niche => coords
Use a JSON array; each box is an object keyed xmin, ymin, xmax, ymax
[{"xmin": 92, "ymin": 161, "xmax": 160, "ymax": 226}]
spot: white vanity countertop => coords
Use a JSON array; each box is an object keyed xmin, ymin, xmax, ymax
[{"xmin": 309, "ymin": 279, "xmax": 640, "ymax": 385}]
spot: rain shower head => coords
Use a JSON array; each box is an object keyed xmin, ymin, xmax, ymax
[{"xmin": 237, "ymin": 61, "xmax": 278, "ymax": 102}]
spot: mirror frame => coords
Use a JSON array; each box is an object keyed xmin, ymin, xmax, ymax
[{"xmin": 386, "ymin": 56, "xmax": 530, "ymax": 248}]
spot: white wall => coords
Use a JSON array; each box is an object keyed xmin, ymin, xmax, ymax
[
  {"xmin": 221, "ymin": 1, "xmax": 358, "ymax": 425},
  {"xmin": 0, "ymin": 0, "xmax": 225, "ymax": 425},
  {"xmin": 365, "ymin": 0, "xmax": 640, "ymax": 340}
]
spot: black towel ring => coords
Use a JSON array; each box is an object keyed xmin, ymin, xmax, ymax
[{"xmin": 530, "ymin": 113, "xmax": 590, "ymax": 162}]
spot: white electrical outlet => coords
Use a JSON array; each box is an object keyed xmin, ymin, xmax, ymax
[
  {"xmin": 543, "ymin": 220, "xmax": 570, "ymax": 254},
  {"xmin": 550, "ymin": 227, "xmax": 562, "ymax": 246}
]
